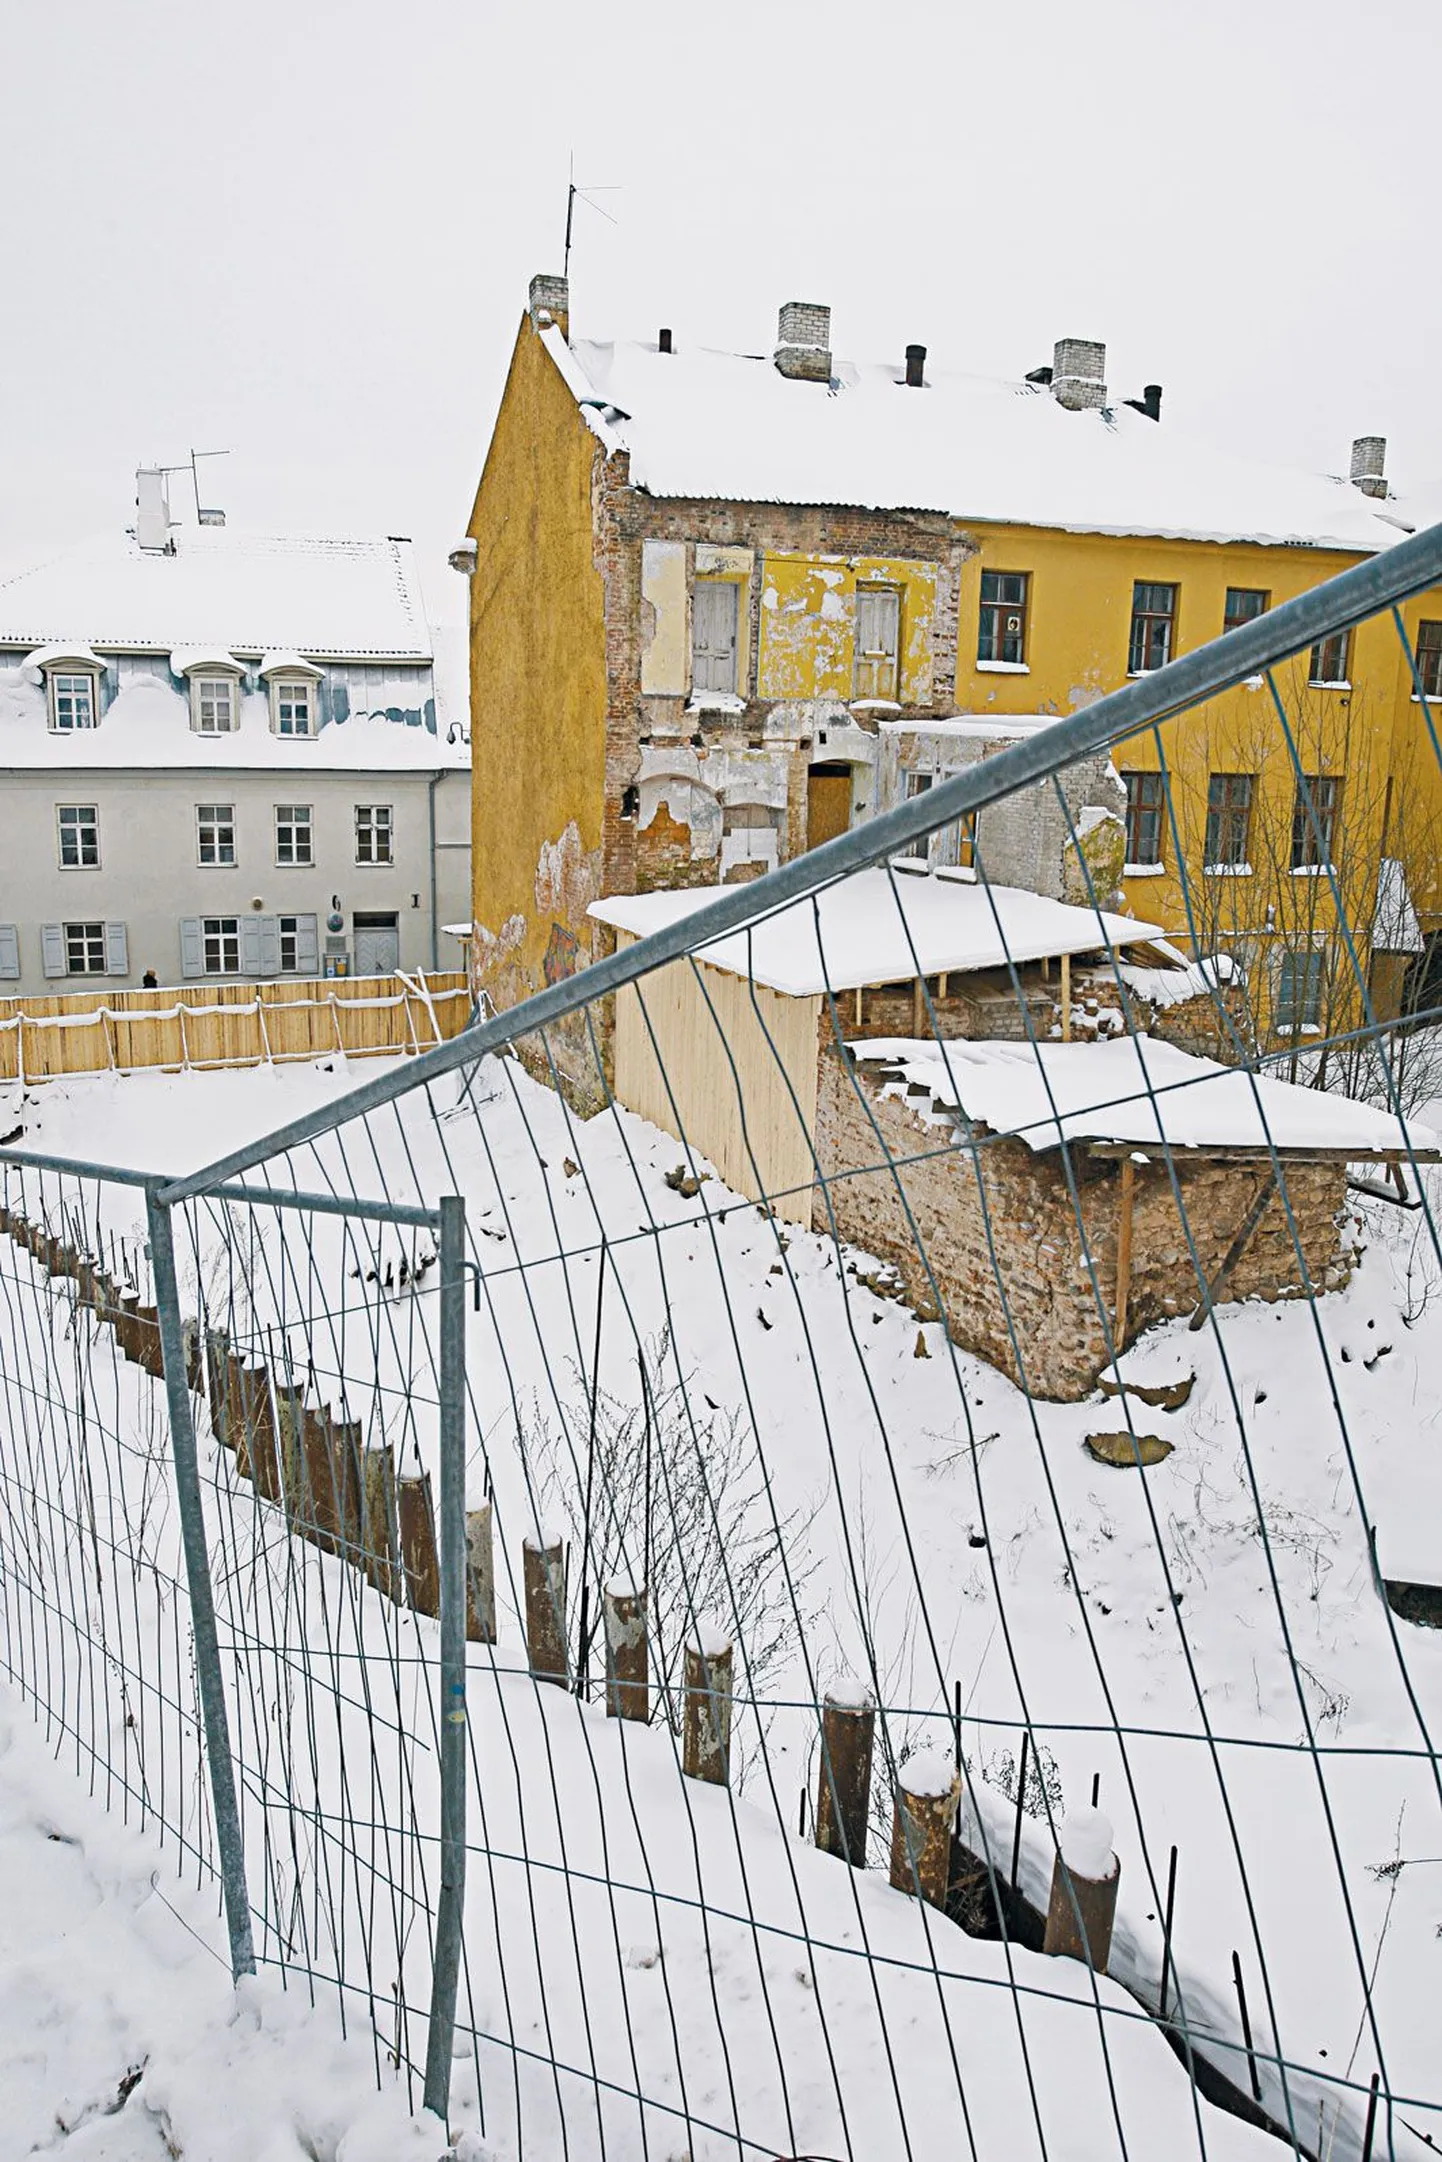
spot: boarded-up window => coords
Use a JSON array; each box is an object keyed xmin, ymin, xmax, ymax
[
  {"xmin": 855, "ymin": 587, "xmax": 901, "ymax": 701},
  {"xmin": 692, "ymin": 581, "xmax": 739, "ymax": 694}
]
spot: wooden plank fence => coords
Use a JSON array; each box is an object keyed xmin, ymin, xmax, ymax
[{"xmin": 0, "ymin": 971, "xmax": 472, "ymax": 1084}]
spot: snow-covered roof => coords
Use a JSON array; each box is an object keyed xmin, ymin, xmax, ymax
[
  {"xmin": 0, "ymin": 526, "xmax": 432, "ymax": 661},
  {"xmin": 0, "ymin": 671, "xmax": 466, "ymax": 773},
  {"xmin": 589, "ymin": 868, "xmax": 1163, "ymax": 997},
  {"xmin": 851, "ymin": 1034, "xmax": 1439, "ymax": 1159},
  {"xmin": 550, "ymin": 327, "xmax": 1410, "ymax": 553}
]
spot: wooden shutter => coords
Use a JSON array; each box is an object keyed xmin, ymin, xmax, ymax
[
  {"xmin": 692, "ymin": 582, "xmax": 739, "ymax": 693},
  {"xmin": 0, "ymin": 925, "xmax": 18, "ymax": 980},
  {"xmin": 257, "ymin": 916, "xmax": 281, "ymax": 976},
  {"xmin": 294, "ymin": 914, "xmax": 320, "ymax": 973},
  {"xmin": 41, "ymin": 924, "xmax": 66, "ymax": 978},
  {"xmin": 179, "ymin": 919, "xmax": 204, "ymax": 978},
  {"xmin": 239, "ymin": 917, "xmax": 264, "ymax": 976},
  {"xmin": 104, "ymin": 922, "xmax": 129, "ymax": 976}
]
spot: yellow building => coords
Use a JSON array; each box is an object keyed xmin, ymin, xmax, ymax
[{"xmin": 461, "ymin": 281, "xmax": 1441, "ymax": 1091}]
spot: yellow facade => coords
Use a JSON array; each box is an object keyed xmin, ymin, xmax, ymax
[{"xmin": 757, "ymin": 555, "xmax": 939, "ymax": 705}]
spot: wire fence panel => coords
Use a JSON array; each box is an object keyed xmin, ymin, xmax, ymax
[{"xmin": 4, "ymin": 530, "xmax": 1442, "ymax": 2161}]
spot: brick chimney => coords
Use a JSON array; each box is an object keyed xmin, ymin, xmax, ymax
[
  {"xmin": 1052, "ymin": 337, "xmax": 1107, "ymax": 412},
  {"xmin": 1350, "ymin": 436, "xmax": 1387, "ymax": 499},
  {"xmin": 528, "ymin": 272, "xmax": 569, "ymax": 340},
  {"xmin": 774, "ymin": 300, "xmax": 832, "ymax": 382}
]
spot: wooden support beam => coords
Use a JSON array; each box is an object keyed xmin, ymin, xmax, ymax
[
  {"xmin": 912, "ymin": 978, "xmax": 924, "ymax": 1036},
  {"xmin": 1060, "ymin": 952, "xmax": 1071, "ymax": 1041},
  {"xmin": 1189, "ymin": 1171, "xmax": 1278, "ymax": 1332},
  {"xmin": 1114, "ymin": 1156, "xmax": 1136, "ymax": 1351}
]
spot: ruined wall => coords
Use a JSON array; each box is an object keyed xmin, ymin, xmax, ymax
[
  {"xmin": 813, "ymin": 1047, "xmax": 1350, "ymax": 1399},
  {"xmin": 1068, "ymin": 967, "xmax": 1254, "ymax": 1063}
]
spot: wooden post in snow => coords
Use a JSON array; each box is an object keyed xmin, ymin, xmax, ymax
[
  {"xmin": 523, "ymin": 1534, "xmax": 568, "ymax": 1685},
  {"xmin": 1114, "ymin": 1156, "xmax": 1136, "ymax": 1351},
  {"xmin": 815, "ymin": 1683, "xmax": 875, "ymax": 1868},
  {"xmin": 683, "ymin": 1630, "xmax": 733, "ymax": 1785},
  {"xmin": 1043, "ymin": 1806, "xmax": 1120, "ymax": 1974},
  {"xmin": 889, "ymin": 1750, "xmax": 960, "ymax": 1909},
  {"xmin": 465, "ymin": 1503, "xmax": 497, "ymax": 1644},
  {"xmin": 602, "ymin": 1582, "xmax": 648, "ymax": 1722},
  {"xmin": 1060, "ymin": 952, "xmax": 1072, "ymax": 1041},
  {"xmin": 397, "ymin": 1471, "xmax": 441, "ymax": 1616}
]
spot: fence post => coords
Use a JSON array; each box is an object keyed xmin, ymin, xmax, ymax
[
  {"xmin": 815, "ymin": 1683, "xmax": 874, "ymax": 1868},
  {"xmin": 423, "ymin": 1194, "xmax": 467, "ymax": 2124},
  {"xmin": 144, "ymin": 1190, "xmax": 256, "ymax": 1983},
  {"xmin": 683, "ymin": 1630, "xmax": 733, "ymax": 1784}
]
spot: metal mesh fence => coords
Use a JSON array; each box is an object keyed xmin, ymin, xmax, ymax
[{"xmin": 4, "ymin": 526, "xmax": 1442, "ymax": 2160}]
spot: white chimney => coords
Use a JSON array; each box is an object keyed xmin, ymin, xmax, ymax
[
  {"xmin": 136, "ymin": 468, "xmax": 171, "ymax": 553},
  {"xmin": 1052, "ymin": 338, "xmax": 1107, "ymax": 412},
  {"xmin": 1350, "ymin": 436, "xmax": 1387, "ymax": 499},
  {"xmin": 775, "ymin": 300, "xmax": 832, "ymax": 382}
]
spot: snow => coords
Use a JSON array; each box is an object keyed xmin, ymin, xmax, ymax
[
  {"xmin": 259, "ymin": 648, "xmax": 323, "ymax": 678},
  {"xmin": 689, "ymin": 1620, "xmax": 733, "ymax": 1659},
  {"xmin": 170, "ymin": 644, "xmax": 244, "ymax": 676},
  {"xmin": 881, "ymin": 712, "xmax": 1053, "ymax": 740},
  {"xmin": 850, "ymin": 1032, "xmax": 1439, "ymax": 1158},
  {"xmin": 1117, "ymin": 953, "xmax": 1240, "ymax": 1008},
  {"xmin": 23, "ymin": 639, "xmax": 104, "ymax": 670},
  {"xmin": 1059, "ymin": 1804, "xmax": 1116, "ymax": 1881},
  {"xmin": 0, "ymin": 669, "xmax": 467, "ymax": 770},
  {"xmin": 549, "ymin": 330, "xmax": 1410, "ymax": 553},
  {"xmin": 589, "ymin": 868, "xmax": 1165, "ymax": 998},
  {"xmin": 1373, "ymin": 856, "xmax": 1425, "ymax": 955},
  {"xmin": 0, "ymin": 526, "xmax": 432, "ymax": 660},
  {"xmin": 898, "ymin": 1747, "xmax": 956, "ymax": 1800},
  {"xmin": 824, "ymin": 1679, "xmax": 874, "ymax": 1713}
]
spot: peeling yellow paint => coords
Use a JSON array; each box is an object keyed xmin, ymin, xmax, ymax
[{"xmin": 757, "ymin": 554, "xmax": 938, "ymax": 703}]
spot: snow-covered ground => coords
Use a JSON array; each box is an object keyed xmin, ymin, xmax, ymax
[{"xmin": 3, "ymin": 1051, "xmax": 1441, "ymax": 2160}]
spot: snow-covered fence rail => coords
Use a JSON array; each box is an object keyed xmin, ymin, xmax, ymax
[
  {"xmin": 6, "ymin": 526, "xmax": 1442, "ymax": 2160},
  {"xmin": 0, "ymin": 968, "xmax": 470, "ymax": 1083}
]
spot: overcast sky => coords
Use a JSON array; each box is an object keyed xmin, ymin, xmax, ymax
[{"xmin": 3, "ymin": 0, "xmax": 1438, "ymax": 625}]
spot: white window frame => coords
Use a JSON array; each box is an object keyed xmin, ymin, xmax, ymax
[
  {"xmin": 47, "ymin": 670, "xmax": 100, "ymax": 733},
  {"xmin": 277, "ymin": 913, "xmax": 319, "ymax": 974},
  {"xmin": 202, "ymin": 916, "xmax": 242, "ymax": 976},
  {"xmin": 57, "ymin": 804, "xmax": 100, "ymax": 869},
  {"xmin": 63, "ymin": 921, "xmax": 108, "ymax": 976},
  {"xmin": 197, "ymin": 802, "xmax": 236, "ymax": 867},
  {"xmin": 355, "ymin": 803, "xmax": 394, "ymax": 865},
  {"xmin": 190, "ymin": 673, "xmax": 239, "ymax": 735},
  {"xmin": 271, "ymin": 678, "xmax": 315, "ymax": 737},
  {"xmin": 274, "ymin": 803, "xmax": 313, "ymax": 866}
]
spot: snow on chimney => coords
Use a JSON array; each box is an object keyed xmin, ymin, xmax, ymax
[
  {"xmin": 1350, "ymin": 436, "xmax": 1387, "ymax": 499},
  {"xmin": 528, "ymin": 272, "xmax": 569, "ymax": 340},
  {"xmin": 135, "ymin": 468, "xmax": 171, "ymax": 553},
  {"xmin": 1052, "ymin": 338, "xmax": 1107, "ymax": 412},
  {"xmin": 775, "ymin": 300, "xmax": 832, "ymax": 382}
]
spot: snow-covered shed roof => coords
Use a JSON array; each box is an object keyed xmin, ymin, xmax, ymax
[
  {"xmin": 589, "ymin": 869, "xmax": 1163, "ymax": 997},
  {"xmin": 851, "ymin": 1035, "xmax": 1439, "ymax": 1160},
  {"xmin": 550, "ymin": 327, "xmax": 1409, "ymax": 554},
  {"xmin": 0, "ymin": 527, "xmax": 433, "ymax": 662}
]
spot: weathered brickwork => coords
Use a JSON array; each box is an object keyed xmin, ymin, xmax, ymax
[
  {"xmin": 813, "ymin": 1046, "xmax": 1351, "ymax": 1400},
  {"xmin": 1069, "ymin": 967, "xmax": 1254, "ymax": 1063}
]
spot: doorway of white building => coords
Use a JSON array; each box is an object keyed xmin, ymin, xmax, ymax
[{"xmin": 353, "ymin": 912, "xmax": 401, "ymax": 974}]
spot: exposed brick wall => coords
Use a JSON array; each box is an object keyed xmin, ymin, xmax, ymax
[
  {"xmin": 813, "ymin": 1046, "xmax": 1350, "ymax": 1400},
  {"xmin": 823, "ymin": 967, "xmax": 1058, "ymax": 1046},
  {"xmin": 1069, "ymin": 968, "xmax": 1254, "ymax": 1063}
]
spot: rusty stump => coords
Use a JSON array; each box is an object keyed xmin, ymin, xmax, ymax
[
  {"xmin": 815, "ymin": 1683, "xmax": 875, "ymax": 1868},
  {"xmin": 243, "ymin": 1363, "xmax": 280, "ymax": 1501},
  {"xmin": 118, "ymin": 1291, "xmax": 142, "ymax": 1364},
  {"xmin": 1043, "ymin": 1809, "xmax": 1120, "ymax": 1974},
  {"xmin": 135, "ymin": 1304, "xmax": 165, "ymax": 1379},
  {"xmin": 890, "ymin": 1752, "xmax": 961, "ymax": 1909},
  {"xmin": 360, "ymin": 1444, "xmax": 400, "ymax": 1599},
  {"xmin": 204, "ymin": 1329, "xmax": 230, "ymax": 1441},
  {"xmin": 273, "ymin": 1382, "xmax": 307, "ymax": 1525},
  {"xmin": 603, "ymin": 1582, "xmax": 648, "ymax": 1722},
  {"xmin": 683, "ymin": 1631, "xmax": 733, "ymax": 1785},
  {"xmin": 326, "ymin": 1412, "xmax": 366, "ymax": 1563},
  {"xmin": 522, "ymin": 1535, "xmax": 568, "ymax": 1685},
  {"xmin": 465, "ymin": 1503, "xmax": 497, "ymax": 1644},
  {"xmin": 397, "ymin": 1472, "xmax": 440, "ymax": 1616}
]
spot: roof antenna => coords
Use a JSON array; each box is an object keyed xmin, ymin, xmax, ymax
[
  {"xmin": 154, "ymin": 449, "xmax": 230, "ymax": 527},
  {"xmin": 563, "ymin": 150, "xmax": 620, "ymax": 279}
]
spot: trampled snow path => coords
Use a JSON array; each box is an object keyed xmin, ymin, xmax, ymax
[{"xmin": 5, "ymin": 1054, "xmax": 1442, "ymax": 2158}]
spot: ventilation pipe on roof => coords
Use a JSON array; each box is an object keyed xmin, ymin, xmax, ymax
[
  {"xmin": 135, "ymin": 468, "xmax": 172, "ymax": 553},
  {"xmin": 774, "ymin": 300, "xmax": 832, "ymax": 382},
  {"xmin": 1124, "ymin": 383, "xmax": 1164, "ymax": 423},
  {"xmin": 1350, "ymin": 436, "xmax": 1387, "ymax": 499},
  {"xmin": 528, "ymin": 272, "xmax": 569, "ymax": 340},
  {"xmin": 658, "ymin": 327, "xmax": 673, "ymax": 354},
  {"xmin": 1052, "ymin": 338, "xmax": 1107, "ymax": 412},
  {"xmin": 904, "ymin": 343, "xmax": 926, "ymax": 388}
]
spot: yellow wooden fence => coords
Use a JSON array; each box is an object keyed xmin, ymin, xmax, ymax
[{"xmin": 0, "ymin": 972, "xmax": 472, "ymax": 1084}]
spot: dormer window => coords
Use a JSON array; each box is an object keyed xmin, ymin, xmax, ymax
[
  {"xmin": 259, "ymin": 651, "xmax": 323, "ymax": 737},
  {"xmin": 25, "ymin": 646, "xmax": 105, "ymax": 732},
  {"xmin": 172, "ymin": 649, "xmax": 244, "ymax": 733}
]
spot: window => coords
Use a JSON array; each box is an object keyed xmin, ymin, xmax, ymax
[
  {"xmin": 197, "ymin": 803, "xmax": 236, "ymax": 866},
  {"xmin": 977, "ymin": 571, "xmax": 1029, "ymax": 665},
  {"xmin": 192, "ymin": 676, "xmax": 237, "ymax": 734},
  {"xmin": 278, "ymin": 914, "xmax": 319, "ymax": 974},
  {"xmin": 854, "ymin": 585, "xmax": 902, "ymax": 700},
  {"xmin": 272, "ymin": 679, "xmax": 314, "ymax": 736},
  {"xmin": 691, "ymin": 582, "xmax": 739, "ymax": 695},
  {"xmin": 64, "ymin": 922, "xmax": 107, "ymax": 976},
  {"xmin": 49, "ymin": 672, "xmax": 99, "ymax": 731},
  {"xmin": 1224, "ymin": 587, "xmax": 1269, "ymax": 636},
  {"xmin": 1291, "ymin": 774, "xmax": 1340, "ymax": 869},
  {"xmin": 1121, "ymin": 771, "xmax": 1165, "ymax": 867},
  {"xmin": 57, "ymin": 804, "xmax": 99, "ymax": 868},
  {"xmin": 202, "ymin": 917, "xmax": 241, "ymax": 975},
  {"xmin": 1204, "ymin": 773, "xmax": 1254, "ymax": 867},
  {"xmin": 1129, "ymin": 583, "xmax": 1177, "ymax": 673},
  {"xmin": 1415, "ymin": 621, "xmax": 1442, "ymax": 699},
  {"xmin": 275, "ymin": 803, "xmax": 313, "ymax": 866},
  {"xmin": 355, "ymin": 803, "xmax": 393, "ymax": 865},
  {"xmin": 1277, "ymin": 948, "xmax": 1326, "ymax": 1030},
  {"xmin": 1308, "ymin": 631, "xmax": 1350, "ymax": 686}
]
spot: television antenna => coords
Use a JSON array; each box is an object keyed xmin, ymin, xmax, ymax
[
  {"xmin": 563, "ymin": 153, "xmax": 619, "ymax": 279},
  {"xmin": 156, "ymin": 447, "xmax": 231, "ymax": 526}
]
